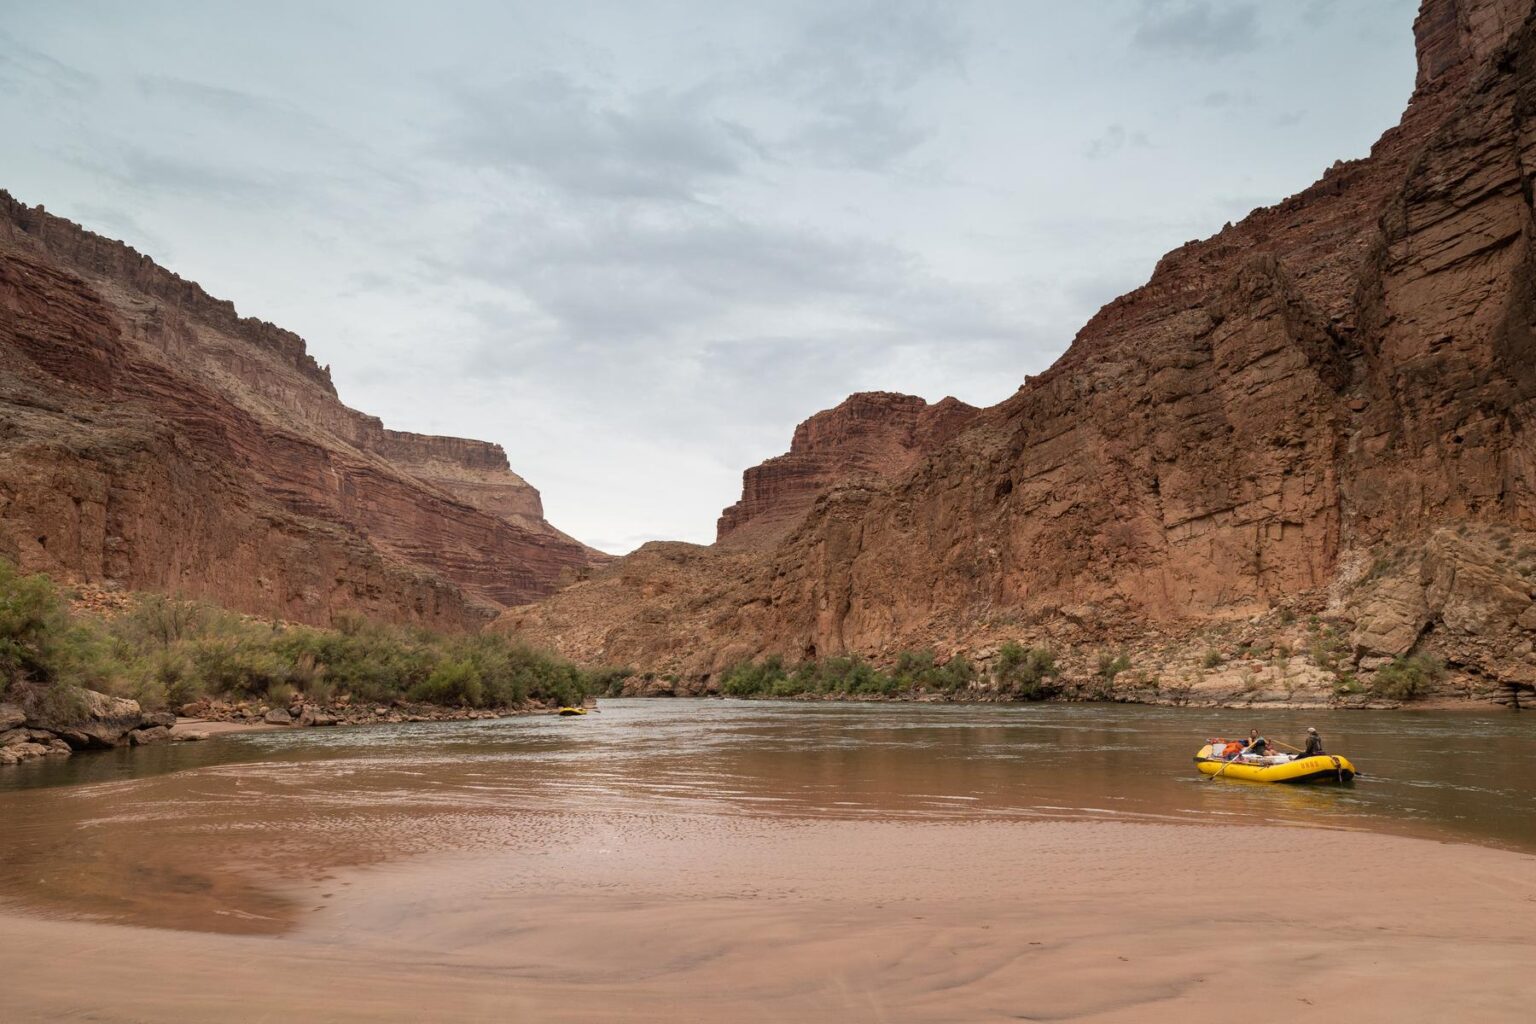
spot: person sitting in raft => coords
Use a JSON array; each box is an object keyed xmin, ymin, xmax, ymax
[
  {"xmin": 1246, "ymin": 729, "xmax": 1269, "ymax": 756},
  {"xmin": 1300, "ymin": 727, "xmax": 1324, "ymax": 757}
]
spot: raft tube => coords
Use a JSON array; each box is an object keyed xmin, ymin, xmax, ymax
[
  {"xmin": 557, "ymin": 707, "xmax": 587, "ymax": 716},
  {"xmin": 1194, "ymin": 744, "xmax": 1355, "ymax": 783}
]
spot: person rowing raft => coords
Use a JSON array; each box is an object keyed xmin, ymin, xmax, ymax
[{"xmin": 1299, "ymin": 727, "xmax": 1324, "ymax": 757}]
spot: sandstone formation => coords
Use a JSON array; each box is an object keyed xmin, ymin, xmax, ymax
[
  {"xmin": 503, "ymin": 0, "xmax": 1536, "ymax": 702},
  {"xmin": 717, "ymin": 393, "xmax": 978, "ymax": 548},
  {"xmin": 0, "ymin": 197, "xmax": 608, "ymax": 628},
  {"xmin": 0, "ymin": 688, "xmax": 172, "ymax": 764}
]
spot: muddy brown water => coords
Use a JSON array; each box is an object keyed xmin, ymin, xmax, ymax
[{"xmin": 0, "ymin": 699, "xmax": 1532, "ymax": 935}]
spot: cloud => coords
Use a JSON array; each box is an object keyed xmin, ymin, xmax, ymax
[
  {"xmin": 136, "ymin": 75, "xmax": 334, "ymax": 141},
  {"xmin": 0, "ymin": 32, "xmax": 97, "ymax": 98},
  {"xmin": 443, "ymin": 72, "xmax": 757, "ymax": 201},
  {"xmin": 1131, "ymin": 1, "xmax": 1261, "ymax": 58},
  {"xmin": 1084, "ymin": 124, "xmax": 1151, "ymax": 160},
  {"xmin": 762, "ymin": 1, "xmax": 967, "ymax": 170}
]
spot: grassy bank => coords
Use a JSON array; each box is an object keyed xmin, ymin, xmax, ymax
[{"xmin": 0, "ymin": 561, "xmax": 623, "ymax": 712}]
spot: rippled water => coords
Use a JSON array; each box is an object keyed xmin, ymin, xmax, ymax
[{"xmin": 0, "ymin": 699, "xmax": 1532, "ymax": 931}]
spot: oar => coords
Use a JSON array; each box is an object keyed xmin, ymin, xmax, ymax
[{"xmin": 1272, "ymin": 739, "xmax": 1305, "ymax": 754}]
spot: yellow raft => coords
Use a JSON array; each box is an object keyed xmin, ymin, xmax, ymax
[
  {"xmin": 1195, "ymin": 744, "xmax": 1356, "ymax": 784},
  {"xmin": 557, "ymin": 707, "xmax": 588, "ymax": 716}
]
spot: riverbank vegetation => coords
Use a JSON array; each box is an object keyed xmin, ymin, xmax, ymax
[
  {"xmin": 0, "ymin": 562, "xmax": 616, "ymax": 711},
  {"xmin": 719, "ymin": 642, "xmax": 1061, "ymax": 701}
]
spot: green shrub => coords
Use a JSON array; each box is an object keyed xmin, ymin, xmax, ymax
[
  {"xmin": 409, "ymin": 657, "xmax": 484, "ymax": 707},
  {"xmin": 993, "ymin": 643, "xmax": 1058, "ymax": 700},
  {"xmin": 1371, "ymin": 654, "xmax": 1446, "ymax": 700},
  {"xmin": 588, "ymin": 666, "xmax": 635, "ymax": 697},
  {"xmin": 1096, "ymin": 652, "xmax": 1131, "ymax": 682},
  {"xmin": 891, "ymin": 649, "xmax": 976, "ymax": 693},
  {"xmin": 1202, "ymin": 648, "xmax": 1224, "ymax": 669},
  {"xmin": 0, "ymin": 558, "xmax": 600, "ymax": 711},
  {"xmin": 721, "ymin": 656, "xmax": 788, "ymax": 696},
  {"xmin": 1307, "ymin": 626, "xmax": 1346, "ymax": 672},
  {"xmin": 0, "ymin": 562, "xmax": 109, "ymax": 693}
]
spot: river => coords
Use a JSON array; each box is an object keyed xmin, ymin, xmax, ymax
[{"xmin": 3, "ymin": 700, "xmax": 1536, "ymax": 939}]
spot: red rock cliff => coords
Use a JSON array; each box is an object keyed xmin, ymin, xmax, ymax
[
  {"xmin": 717, "ymin": 393, "xmax": 979, "ymax": 548},
  {"xmin": 504, "ymin": 0, "xmax": 1536, "ymax": 695},
  {"xmin": 0, "ymin": 196, "xmax": 608, "ymax": 627}
]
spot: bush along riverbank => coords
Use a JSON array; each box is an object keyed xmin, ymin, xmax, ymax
[
  {"xmin": 637, "ymin": 623, "xmax": 1509, "ymax": 710},
  {"xmin": 0, "ymin": 562, "xmax": 630, "ymax": 765},
  {"xmin": 715, "ymin": 644, "xmax": 1061, "ymax": 701}
]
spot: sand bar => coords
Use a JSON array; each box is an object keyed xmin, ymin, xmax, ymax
[{"xmin": 3, "ymin": 817, "xmax": 1533, "ymax": 1023}]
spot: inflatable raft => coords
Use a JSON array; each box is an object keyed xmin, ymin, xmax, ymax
[
  {"xmin": 1194, "ymin": 744, "xmax": 1355, "ymax": 783},
  {"xmin": 556, "ymin": 707, "xmax": 588, "ymax": 716}
]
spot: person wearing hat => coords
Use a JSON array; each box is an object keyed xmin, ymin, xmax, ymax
[{"xmin": 1300, "ymin": 727, "xmax": 1325, "ymax": 757}]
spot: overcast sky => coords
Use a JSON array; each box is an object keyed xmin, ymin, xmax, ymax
[{"xmin": 2, "ymin": 0, "xmax": 1419, "ymax": 552}]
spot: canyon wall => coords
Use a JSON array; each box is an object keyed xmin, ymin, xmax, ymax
[
  {"xmin": 717, "ymin": 393, "xmax": 978, "ymax": 548},
  {"xmin": 0, "ymin": 195, "xmax": 607, "ymax": 628},
  {"xmin": 503, "ymin": 0, "xmax": 1536, "ymax": 696}
]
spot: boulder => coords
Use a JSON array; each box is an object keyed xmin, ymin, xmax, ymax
[
  {"xmin": 1351, "ymin": 575, "xmax": 1430, "ymax": 658},
  {"xmin": 0, "ymin": 703, "xmax": 24, "ymax": 731},
  {"xmin": 296, "ymin": 707, "xmax": 338, "ymax": 727},
  {"xmin": 26, "ymin": 689, "xmax": 147, "ymax": 749},
  {"xmin": 128, "ymin": 726, "xmax": 171, "ymax": 746},
  {"xmin": 143, "ymin": 711, "xmax": 177, "ymax": 729},
  {"xmin": 1424, "ymin": 533, "xmax": 1533, "ymax": 637},
  {"xmin": 263, "ymin": 708, "xmax": 294, "ymax": 725},
  {"xmin": 1, "ymin": 741, "xmax": 50, "ymax": 763}
]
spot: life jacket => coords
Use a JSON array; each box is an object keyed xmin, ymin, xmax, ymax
[{"xmin": 1222, "ymin": 741, "xmax": 1244, "ymax": 757}]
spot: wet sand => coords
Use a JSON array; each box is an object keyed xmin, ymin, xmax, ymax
[{"xmin": 3, "ymin": 818, "xmax": 1534, "ymax": 1023}]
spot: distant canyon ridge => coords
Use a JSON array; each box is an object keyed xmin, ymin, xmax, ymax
[
  {"xmin": 5, "ymin": 0, "xmax": 1536, "ymax": 702},
  {"xmin": 0, "ymin": 193, "xmax": 607, "ymax": 629}
]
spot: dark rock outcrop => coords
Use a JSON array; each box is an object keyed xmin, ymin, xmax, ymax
[{"xmin": 0, "ymin": 688, "xmax": 172, "ymax": 763}]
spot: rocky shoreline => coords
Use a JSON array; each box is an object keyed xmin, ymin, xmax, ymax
[
  {"xmin": 0, "ymin": 686, "xmax": 593, "ymax": 767},
  {"xmin": 0, "ymin": 689, "xmax": 180, "ymax": 766}
]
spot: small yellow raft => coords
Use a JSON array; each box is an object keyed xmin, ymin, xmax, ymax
[
  {"xmin": 556, "ymin": 707, "xmax": 588, "ymax": 716},
  {"xmin": 1195, "ymin": 744, "xmax": 1356, "ymax": 784}
]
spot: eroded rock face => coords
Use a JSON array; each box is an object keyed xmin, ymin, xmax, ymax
[
  {"xmin": 506, "ymin": 0, "xmax": 1536, "ymax": 694},
  {"xmin": 0, "ymin": 197, "xmax": 609, "ymax": 627},
  {"xmin": 717, "ymin": 393, "xmax": 979, "ymax": 548}
]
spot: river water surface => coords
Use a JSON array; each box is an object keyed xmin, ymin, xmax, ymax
[{"xmin": 1, "ymin": 699, "xmax": 1533, "ymax": 933}]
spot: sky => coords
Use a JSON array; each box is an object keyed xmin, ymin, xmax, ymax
[{"xmin": 1, "ymin": 0, "xmax": 1420, "ymax": 553}]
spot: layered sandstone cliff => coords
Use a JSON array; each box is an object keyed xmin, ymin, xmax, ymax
[
  {"xmin": 0, "ymin": 196, "xmax": 607, "ymax": 628},
  {"xmin": 717, "ymin": 393, "xmax": 978, "ymax": 548},
  {"xmin": 503, "ymin": 0, "xmax": 1536, "ymax": 699}
]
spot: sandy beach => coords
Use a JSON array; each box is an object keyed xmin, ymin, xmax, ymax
[{"xmin": 3, "ymin": 817, "xmax": 1533, "ymax": 1023}]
